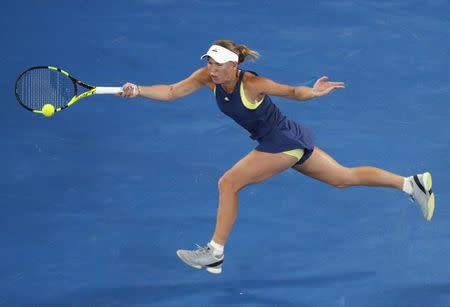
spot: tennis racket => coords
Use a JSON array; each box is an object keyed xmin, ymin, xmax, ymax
[{"xmin": 15, "ymin": 66, "xmax": 123, "ymax": 115}]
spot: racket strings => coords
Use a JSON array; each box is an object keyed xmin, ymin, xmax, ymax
[{"xmin": 16, "ymin": 68, "xmax": 76, "ymax": 110}]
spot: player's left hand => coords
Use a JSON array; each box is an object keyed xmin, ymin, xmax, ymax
[{"xmin": 312, "ymin": 76, "xmax": 345, "ymax": 97}]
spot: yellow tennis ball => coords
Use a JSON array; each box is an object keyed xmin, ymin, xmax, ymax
[{"xmin": 42, "ymin": 104, "xmax": 55, "ymax": 117}]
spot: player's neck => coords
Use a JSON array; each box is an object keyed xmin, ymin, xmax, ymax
[{"xmin": 221, "ymin": 70, "xmax": 239, "ymax": 93}]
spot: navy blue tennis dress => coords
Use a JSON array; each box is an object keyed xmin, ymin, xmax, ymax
[{"xmin": 214, "ymin": 70, "xmax": 315, "ymax": 164}]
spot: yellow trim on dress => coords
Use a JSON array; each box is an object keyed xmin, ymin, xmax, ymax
[
  {"xmin": 282, "ymin": 149, "xmax": 305, "ymax": 162},
  {"xmin": 240, "ymin": 79, "xmax": 264, "ymax": 110}
]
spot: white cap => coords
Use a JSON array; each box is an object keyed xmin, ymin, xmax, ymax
[{"xmin": 200, "ymin": 45, "xmax": 239, "ymax": 64}]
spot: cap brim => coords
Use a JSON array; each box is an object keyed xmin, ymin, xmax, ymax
[
  {"xmin": 200, "ymin": 53, "xmax": 228, "ymax": 64},
  {"xmin": 200, "ymin": 45, "xmax": 239, "ymax": 64}
]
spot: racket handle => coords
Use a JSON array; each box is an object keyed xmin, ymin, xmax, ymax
[{"xmin": 95, "ymin": 87, "xmax": 123, "ymax": 94}]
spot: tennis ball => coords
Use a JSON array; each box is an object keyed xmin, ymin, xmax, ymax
[{"xmin": 42, "ymin": 104, "xmax": 55, "ymax": 117}]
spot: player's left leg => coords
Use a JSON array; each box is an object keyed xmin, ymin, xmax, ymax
[
  {"xmin": 293, "ymin": 147, "xmax": 404, "ymax": 189},
  {"xmin": 292, "ymin": 147, "xmax": 434, "ymax": 220}
]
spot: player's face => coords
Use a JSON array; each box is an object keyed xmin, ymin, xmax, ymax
[{"xmin": 207, "ymin": 58, "xmax": 237, "ymax": 84}]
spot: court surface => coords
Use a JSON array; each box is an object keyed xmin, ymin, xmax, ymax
[{"xmin": 1, "ymin": 1, "xmax": 449, "ymax": 306}]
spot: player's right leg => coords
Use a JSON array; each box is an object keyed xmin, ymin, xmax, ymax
[{"xmin": 177, "ymin": 149, "xmax": 298, "ymax": 274}]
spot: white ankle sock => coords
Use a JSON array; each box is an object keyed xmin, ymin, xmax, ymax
[
  {"xmin": 209, "ymin": 240, "xmax": 224, "ymax": 255},
  {"xmin": 402, "ymin": 177, "xmax": 413, "ymax": 195}
]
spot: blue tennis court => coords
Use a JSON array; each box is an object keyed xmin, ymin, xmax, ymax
[{"xmin": 1, "ymin": 1, "xmax": 449, "ymax": 306}]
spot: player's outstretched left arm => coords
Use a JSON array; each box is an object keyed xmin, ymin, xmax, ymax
[{"xmin": 249, "ymin": 75, "xmax": 345, "ymax": 101}]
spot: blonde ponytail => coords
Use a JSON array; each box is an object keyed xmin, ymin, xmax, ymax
[{"xmin": 213, "ymin": 39, "xmax": 259, "ymax": 64}]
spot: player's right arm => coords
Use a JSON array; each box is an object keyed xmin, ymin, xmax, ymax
[{"xmin": 120, "ymin": 67, "xmax": 212, "ymax": 102}]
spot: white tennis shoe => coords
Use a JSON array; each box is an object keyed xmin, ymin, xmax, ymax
[
  {"xmin": 409, "ymin": 172, "xmax": 435, "ymax": 221},
  {"xmin": 177, "ymin": 244, "xmax": 224, "ymax": 274}
]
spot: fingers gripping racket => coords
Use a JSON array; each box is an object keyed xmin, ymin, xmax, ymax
[{"xmin": 15, "ymin": 66, "xmax": 122, "ymax": 116}]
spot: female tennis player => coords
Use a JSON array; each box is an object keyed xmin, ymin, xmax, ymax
[{"xmin": 120, "ymin": 40, "xmax": 434, "ymax": 274}]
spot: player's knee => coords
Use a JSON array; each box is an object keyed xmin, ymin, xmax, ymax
[
  {"xmin": 330, "ymin": 169, "xmax": 353, "ymax": 189},
  {"xmin": 218, "ymin": 173, "xmax": 240, "ymax": 193},
  {"xmin": 333, "ymin": 181, "xmax": 351, "ymax": 189}
]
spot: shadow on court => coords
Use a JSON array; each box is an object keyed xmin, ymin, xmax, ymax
[{"xmin": 35, "ymin": 270, "xmax": 374, "ymax": 306}]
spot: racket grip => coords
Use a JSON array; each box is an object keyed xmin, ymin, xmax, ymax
[{"xmin": 95, "ymin": 87, "xmax": 123, "ymax": 94}]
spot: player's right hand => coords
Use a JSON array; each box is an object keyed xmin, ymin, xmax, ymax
[{"xmin": 120, "ymin": 82, "xmax": 140, "ymax": 98}]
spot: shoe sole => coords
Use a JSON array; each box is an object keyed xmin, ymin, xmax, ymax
[
  {"xmin": 423, "ymin": 172, "xmax": 435, "ymax": 221},
  {"xmin": 206, "ymin": 266, "xmax": 222, "ymax": 274},
  {"xmin": 176, "ymin": 251, "xmax": 222, "ymax": 274}
]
